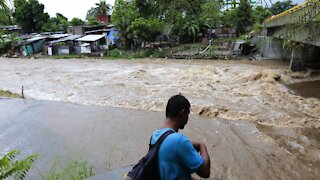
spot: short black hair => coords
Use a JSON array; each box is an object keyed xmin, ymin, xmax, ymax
[{"xmin": 166, "ymin": 94, "xmax": 191, "ymax": 118}]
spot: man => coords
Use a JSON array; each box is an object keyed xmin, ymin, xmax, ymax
[{"xmin": 151, "ymin": 94, "xmax": 211, "ymax": 180}]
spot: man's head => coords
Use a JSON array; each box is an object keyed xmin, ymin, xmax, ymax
[{"xmin": 166, "ymin": 94, "xmax": 191, "ymax": 129}]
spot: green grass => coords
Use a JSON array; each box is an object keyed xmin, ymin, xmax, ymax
[
  {"xmin": 50, "ymin": 55, "xmax": 84, "ymax": 59},
  {"xmin": 167, "ymin": 43, "xmax": 207, "ymax": 54},
  {"xmin": 41, "ymin": 159, "xmax": 95, "ymax": 180},
  {"xmin": 0, "ymin": 90, "xmax": 21, "ymax": 98},
  {"xmin": 105, "ymin": 48, "xmax": 166, "ymax": 59}
]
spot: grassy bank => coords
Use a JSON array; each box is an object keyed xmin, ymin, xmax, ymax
[
  {"xmin": 0, "ymin": 90, "xmax": 21, "ymax": 98},
  {"xmin": 51, "ymin": 54, "xmax": 84, "ymax": 59},
  {"xmin": 105, "ymin": 48, "xmax": 166, "ymax": 59}
]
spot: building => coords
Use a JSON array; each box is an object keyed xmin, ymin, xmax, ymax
[
  {"xmin": 67, "ymin": 25, "xmax": 107, "ymax": 35},
  {"xmin": 47, "ymin": 35, "xmax": 82, "ymax": 55},
  {"xmin": 16, "ymin": 37, "xmax": 46, "ymax": 56},
  {"xmin": 76, "ymin": 34, "xmax": 108, "ymax": 54},
  {"xmin": 97, "ymin": 15, "xmax": 111, "ymax": 24},
  {"xmin": 211, "ymin": 26, "xmax": 238, "ymax": 38}
]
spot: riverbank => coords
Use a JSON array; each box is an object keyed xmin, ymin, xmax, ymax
[
  {"xmin": 0, "ymin": 57, "xmax": 319, "ymax": 129},
  {"xmin": 0, "ymin": 98, "xmax": 319, "ymax": 179},
  {"xmin": 0, "ymin": 89, "xmax": 21, "ymax": 98}
]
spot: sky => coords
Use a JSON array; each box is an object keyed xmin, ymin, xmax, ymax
[
  {"xmin": 37, "ymin": 0, "xmax": 115, "ymax": 20},
  {"xmin": 7, "ymin": 0, "xmax": 305, "ymax": 21}
]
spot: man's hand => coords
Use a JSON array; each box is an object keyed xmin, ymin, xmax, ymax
[
  {"xmin": 194, "ymin": 142, "xmax": 211, "ymax": 178},
  {"xmin": 192, "ymin": 141, "xmax": 202, "ymax": 152}
]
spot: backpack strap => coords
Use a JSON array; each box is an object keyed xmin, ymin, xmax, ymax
[{"xmin": 149, "ymin": 130, "xmax": 174, "ymax": 150}]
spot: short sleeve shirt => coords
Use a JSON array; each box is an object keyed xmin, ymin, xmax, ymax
[{"xmin": 151, "ymin": 128, "xmax": 204, "ymax": 180}]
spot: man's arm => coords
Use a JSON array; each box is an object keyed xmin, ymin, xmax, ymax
[{"xmin": 193, "ymin": 142, "xmax": 211, "ymax": 178}]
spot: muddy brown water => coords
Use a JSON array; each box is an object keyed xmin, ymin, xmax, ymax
[
  {"xmin": 1, "ymin": 58, "xmax": 319, "ymax": 129},
  {"xmin": 0, "ymin": 98, "xmax": 319, "ymax": 180},
  {"xmin": 287, "ymin": 80, "xmax": 320, "ymax": 99}
]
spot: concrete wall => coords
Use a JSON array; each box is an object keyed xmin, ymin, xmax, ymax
[
  {"xmin": 271, "ymin": 23, "xmax": 320, "ymax": 47},
  {"xmin": 67, "ymin": 26, "xmax": 85, "ymax": 35},
  {"xmin": 290, "ymin": 45, "xmax": 320, "ymax": 71},
  {"xmin": 252, "ymin": 36, "xmax": 320, "ymax": 71},
  {"xmin": 252, "ymin": 36, "xmax": 287, "ymax": 60}
]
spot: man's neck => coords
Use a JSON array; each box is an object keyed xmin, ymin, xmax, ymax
[{"xmin": 163, "ymin": 118, "xmax": 179, "ymax": 132}]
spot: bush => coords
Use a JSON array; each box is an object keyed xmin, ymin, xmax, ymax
[
  {"xmin": 0, "ymin": 150, "xmax": 38, "ymax": 180},
  {"xmin": 107, "ymin": 48, "xmax": 165, "ymax": 59},
  {"xmin": 107, "ymin": 48, "xmax": 123, "ymax": 58},
  {"xmin": 150, "ymin": 48, "xmax": 165, "ymax": 58},
  {"xmin": 41, "ymin": 159, "xmax": 95, "ymax": 180}
]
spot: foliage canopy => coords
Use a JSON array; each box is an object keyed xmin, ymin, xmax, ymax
[
  {"xmin": 43, "ymin": 13, "xmax": 70, "ymax": 32},
  {"xmin": 269, "ymin": 0, "xmax": 295, "ymax": 15},
  {"xmin": 13, "ymin": 0, "xmax": 49, "ymax": 33}
]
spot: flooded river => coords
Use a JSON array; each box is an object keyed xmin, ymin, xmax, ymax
[
  {"xmin": 0, "ymin": 58, "xmax": 320, "ymax": 179},
  {"xmin": 0, "ymin": 98, "xmax": 319, "ymax": 179},
  {"xmin": 0, "ymin": 58, "xmax": 319, "ymax": 128},
  {"xmin": 287, "ymin": 80, "xmax": 320, "ymax": 99}
]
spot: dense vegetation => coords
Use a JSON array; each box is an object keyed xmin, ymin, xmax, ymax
[
  {"xmin": 0, "ymin": 0, "xmax": 297, "ymax": 36},
  {"xmin": 111, "ymin": 0, "xmax": 296, "ymax": 48},
  {"xmin": 0, "ymin": 0, "xmax": 300, "ymax": 52}
]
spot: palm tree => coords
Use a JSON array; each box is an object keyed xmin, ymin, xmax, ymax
[
  {"xmin": 181, "ymin": 19, "xmax": 200, "ymax": 43},
  {"xmin": 95, "ymin": 0, "xmax": 111, "ymax": 16}
]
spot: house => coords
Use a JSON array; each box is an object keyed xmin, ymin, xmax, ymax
[
  {"xmin": 16, "ymin": 36, "xmax": 46, "ymax": 56},
  {"xmin": 0, "ymin": 25, "xmax": 22, "ymax": 34},
  {"xmin": 46, "ymin": 35, "xmax": 82, "ymax": 55},
  {"xmin": 67, "ymin": 25, "xmax": 107, "ymax": 35},
  {"xmin": 97, "ymin": 15, "xmax": 111, "ymax": 24},
  {"xmin": 44, "ymin": 34, "xmax": 71, "ymax": 44},
  {"xmin": 76, "ymin": 34, "xmax": 108, "ymax": 54},
  {"xmin": 211, "ymin": 26, "xmax": 238, "ymax": 38}
]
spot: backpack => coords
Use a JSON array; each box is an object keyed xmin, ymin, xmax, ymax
[{"xmin": 126, "ymin": 130, "xmax": 174, "ymax": 180}]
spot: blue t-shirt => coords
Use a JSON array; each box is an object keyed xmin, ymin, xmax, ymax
[{"xmin": 151, "ymin": 128, "xmax": 204, "ymax": 180}]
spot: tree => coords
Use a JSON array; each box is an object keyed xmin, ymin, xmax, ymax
[
  {"xmin": 0, "ymin": 0, "xmax": 11, "ymax": 25},
  {"xmin": 95, "ymin": 0, "xmax": 111, "ymax": 16},
  {"xmin": 200, "ymin": 1, "xmax": 221, "ymax": 27},
  {"xmin": 42, "ymin": 13, "xmax": 70, "ymax": 32},
  {"xmin": 253, "ymin": 6, "xmax": 272, "ymax": 23},
  {"xmin": 130, "ymin": 18, "xmax": 164, "ymax": 42},
  {"xmin": 269, "ymin": 0, "xmax": 295, "ymax": 15},
  {"xmin": 86, "ymin": 7, "xmax": 97, "ymax": 20},
  {"xmin": 86, "ymin": 0, "xmax": 112, "ymax": 20},
  {"xmin": 70, "ymin": 17, "xmax": 85, "ymax": 26},
  {"xmin": 13, "ymin": 0, "xmax": 49, "ymax": 33},
  {"xmin": 87, "ymin": 16, "xmax": 101, "ymax": 26},
  {"xmin": 235, "ymin": 0, "xmax": 253, "ymax": 34},
  {"xmin": 221, "ymin": 9, "xmax": 237, "ymax": 26},
  {"xmin": 155, "ymin": 0, "xmax": 204, "ymax": 23},
  {"xmin": 136, "ymin": 0, "xmax": 155, "ymax": 17},
  {"xmin": 152, "ymin": 0, "xmax": 206, "ymax": 42},
  {"xmin": 112, "ymin": 0, "xmax": 139, "ymax": 48},
  {"xmin": 180, "ymin": 18, "xmax": 200, "ymax": 43}
]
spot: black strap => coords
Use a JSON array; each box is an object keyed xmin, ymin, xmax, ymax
[{"xmin": 149, "ymin": 130, "xmax": 174, "ymax": 150}]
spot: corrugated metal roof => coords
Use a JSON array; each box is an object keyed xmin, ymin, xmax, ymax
[
  {"xmin": 16, "ymin": 36, "xmax": 46, "ymax": 46},
  {"xmin": 48, "ymin": 35, "xmax": 82, "ymax": 45},
  {"xmin": 76, "ymin": 35, "xmax": 106, "ymax": 42},
  {"xmin": 26, "ymin": 36, "xmax": 46, "ymax": 42},
  {"xmin": 48, "ymin": 34, "xmax": 71, "ymax": 39},
  {"xmin": 85, "ymin": 29, "xmax": 110, "ymax": 35}
]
